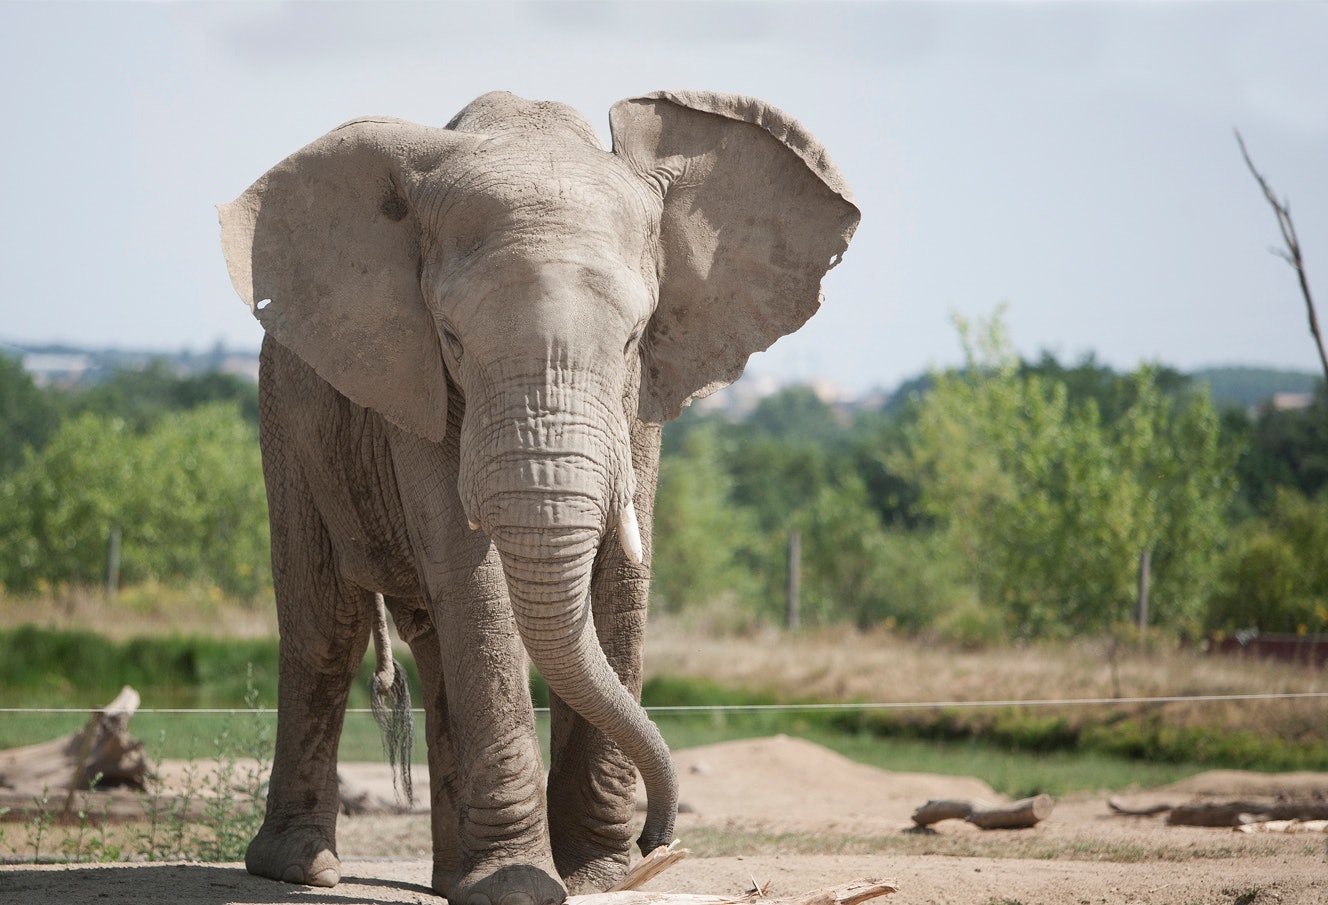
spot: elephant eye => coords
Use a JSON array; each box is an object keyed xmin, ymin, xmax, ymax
[
  {"xmin": 624, "ymin": 324, "xmax": 646, "ymax": 356},
  {"xmin": 441, "ymin": 325, "xmax": 463, "ymax": 361}
]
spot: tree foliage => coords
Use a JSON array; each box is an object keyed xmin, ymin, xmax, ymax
[
  {"xmin": 892, "ymin": 313, "xmax": 1234, "ymax": 637},
  {"xmin": 0, "ymin": 403, "xmax": 269, "ymax": 596},
  {"xmin": 1207, "ymin": 488, "xmax": 1328, "ymax": 634},
  {"xmin": 0, "ymin": 352, "xmax": 59, "ymax": 476}
]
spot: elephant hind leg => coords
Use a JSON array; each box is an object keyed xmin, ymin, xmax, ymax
[{"xmin": 247, "ymin": 479, "xmax": 375, "ymax": 888}]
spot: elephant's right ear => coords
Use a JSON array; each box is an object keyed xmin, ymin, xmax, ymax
[{"xmin": 219, "ymin": 118, "xmax": 479, "ymax": 443}]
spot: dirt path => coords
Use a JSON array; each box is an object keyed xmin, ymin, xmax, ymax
[{"xmin": 4, "ymin": 736, "xmax": 1326, "ymax": 904}]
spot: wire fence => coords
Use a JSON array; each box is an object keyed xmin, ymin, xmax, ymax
[{"xmin": 3, "ymin": 689, "xmax": 1327, "ymax": 716}]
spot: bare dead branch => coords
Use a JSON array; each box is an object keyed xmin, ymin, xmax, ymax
[{"xmin": 1235, "ymin": 129, "xmax": 1328, "ymax": 386}]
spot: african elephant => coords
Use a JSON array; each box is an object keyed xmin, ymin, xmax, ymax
[{"xmin": 218, "ymin": 90, "xmax": 858, "ymax": 904}]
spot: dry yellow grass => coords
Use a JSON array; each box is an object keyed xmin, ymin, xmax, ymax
[{"xmin": 643, "ymin": 617, "xmax": 1328, "ymax": 744}]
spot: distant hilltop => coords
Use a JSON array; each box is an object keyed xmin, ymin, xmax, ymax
[
  {"xmin": 1, "ymin": 340, "xmax": 260, "ymax": 388},
  {"xmin": 0, "ymin": 339, "xmax": 1318, "ymax": 414}
]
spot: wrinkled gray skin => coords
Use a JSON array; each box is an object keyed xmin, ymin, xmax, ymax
[{"xmin": 219, "ymin": 90, "xmax": 858, "ymax": 905}]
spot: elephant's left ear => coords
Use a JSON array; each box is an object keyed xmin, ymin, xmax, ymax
[{"xmin": 610, "ymin": 91, "xmax": 860, "ymax": 423}]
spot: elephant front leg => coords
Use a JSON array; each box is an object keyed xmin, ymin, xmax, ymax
[
  {"xmin": 547, "ymin": 558, "xmax": 653, "ymax": 893},
  {"xmin": 548, "ymin": 422, "xmax": 661, "ymax": 893},
  {"xmin": 247, "ymin": 564, "xmax": 373, "ymax": 887},
  {"xmin": 428, "ymin": 551, "xmax": 565, "ymax": 905}
]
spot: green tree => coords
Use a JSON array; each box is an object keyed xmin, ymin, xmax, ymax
[
  {"xmin": 63, "ymin": 360, "xmax": 260, "ymax": 431},
  {"xmin": 0, "ymin": 352, "xmax": 59, "ymax": 476},
  {"xmin": 896, "ymin": 312, "xmax": 1234, "ymax": 637},
  {"xmin": 0, "ymin": 403, "xmax": 268, "ymax": 595},
  {"xmin": 1232, "ymin": 387, "xmax": 1328, "ymax": 511},
  {"xmin": 651, "ymin": 424, "xmax": 761, "ymax": 614},
  {"xmin": 1207, "ymin": 488, "xmax": 1328, "ymax": 633}
]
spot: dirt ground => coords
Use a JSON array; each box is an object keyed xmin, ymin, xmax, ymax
[{"xmin": 3, "ymin": 735, "xmax": 1326, "ymax": 905}]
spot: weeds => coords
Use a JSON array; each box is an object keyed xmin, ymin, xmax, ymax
[{"xmin": 0, "ymin": 665, "xmax": 271, "ymax": 865}]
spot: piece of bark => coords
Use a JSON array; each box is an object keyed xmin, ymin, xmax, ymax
[
  {"xmin": 0, "ymin": 686, "xmax": 152, "ymax": 803},
  {"xmin": 912, "ymin": 795, "xmax": 1054, "ymax": 829},
  {"xmin": 609, "ymin": 841, "xmax": 691, "ymax": 892},
  {"xmin": 1236, "ymin": 819, "xmax": 1328, "ymax": 834}
]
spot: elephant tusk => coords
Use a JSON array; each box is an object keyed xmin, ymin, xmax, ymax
[
  {"xmin": 467, "ymin": 519, "xmax": 480, "ymax": 531},
  {"xmin": 617, "ymin": 500, "xmax": 644, "ymax": 565}
]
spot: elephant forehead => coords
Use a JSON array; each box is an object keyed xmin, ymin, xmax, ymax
[{"xmin": 437, "ymin": 141, "xmax": 654, "ymax": 226}]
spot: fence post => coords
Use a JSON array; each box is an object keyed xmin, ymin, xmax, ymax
[
  {"xmin": 106, "ymin": 525, "xmax": 122, "ymax": 604},
  {"xmin": 787, "ymin": 528, "xmax": 801, "ymax": 631},
  {"xmin": 1136, "ymin": 548, "xmax": 1151, "ymax": 646}
]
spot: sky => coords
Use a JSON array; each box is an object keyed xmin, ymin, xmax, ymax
[{"xmin": 1, "ymin": 1, "xmax": 1325, "ymax": 395}]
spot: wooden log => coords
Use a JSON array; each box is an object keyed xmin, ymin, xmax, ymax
[
  {"xmin": 1167, "ymin": 799, "xmax": 1328, "ymax": 827},
  {"xmin": 1166, "ymin": 802, "xmax": 1273, "ymax": 827},
  {"xmin": 967, "ymin": 795, "xmax": 1055, "ymax": 829},
  {"xmin": 570, "ymin": 879, "xmax": 899, "ymax": 905},
  {"xmin": 911, "ymin": 799, "xmax": 976, "ymax": 826},
  {"xmin": 0, "ymin": 686, "xmax": 152, "ymax": 804},
  {"xmin": 912, "ymin": 795, "xmax": 1054, "ymax": 829}
]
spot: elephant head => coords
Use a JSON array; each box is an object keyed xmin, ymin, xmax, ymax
[{"xmin": 220, "ymin": 90, "xmax": 858, "ymax": 854}]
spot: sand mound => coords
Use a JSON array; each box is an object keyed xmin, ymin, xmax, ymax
[
  {"xmin": 1159, "ymin": 769, "xmax": 1328, "ymax": 799},
  {"xmin": 659, "ymin": 734, "xmax": 999, "ymax": 825}
]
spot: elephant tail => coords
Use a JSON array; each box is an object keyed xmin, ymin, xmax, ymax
[{"xmin": 370, "ymin": 594, "xmax": 415, "ymax": 808}]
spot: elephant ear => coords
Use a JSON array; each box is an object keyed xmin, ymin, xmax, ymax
[
  {"xmin": 609, "ymin": 91, "xmax": 860, "ymax": 423},
  {"xmin": 219, "ymin": 118, "xmax": 479, "ymax": 443}
]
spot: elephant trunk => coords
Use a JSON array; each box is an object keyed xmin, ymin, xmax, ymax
[
  {"xmin": 489, "ymin": 523, "xmax": 677, "ymax": 854},
  {"xmin": 459, "ymin": 364, "xmax": 676, "ymax": 854}
]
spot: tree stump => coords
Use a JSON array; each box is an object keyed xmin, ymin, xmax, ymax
[{"xmin": 0, "ymin": 685, "xmax": 152, "ymax": 816}]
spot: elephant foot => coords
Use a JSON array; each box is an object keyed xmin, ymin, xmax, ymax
[
  {"xmin": 442, "ymin": 861, "xmax": 567, "ymax": 905},
  {"xmin": 560, "ymin": 852, "xmax": 630, "ymax": 896},
  {"xmin": 245, "ymin": 820, "xmax": 341, "ymax": 888}
]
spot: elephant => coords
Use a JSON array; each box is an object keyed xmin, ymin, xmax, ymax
[{"xmin": 218, "ymin": 89, "xmax": 858, "ymax": 905}]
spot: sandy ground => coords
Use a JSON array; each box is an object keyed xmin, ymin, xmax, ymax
[{"xmin": 4, "ymin": 735, "xmax": 1327, "ymax": 905}]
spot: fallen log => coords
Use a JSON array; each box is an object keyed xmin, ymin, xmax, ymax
[
  {"xmin": 1167, "ymin": 800, "xmax": 1328, "ymax": 827},
  {"xmin": 571, "ymin": 879, "xmax": 899, "ymax": 905},
  {"xmin": 581, "ymin": 843, "xmax": 897, "ymax": 905},
  {"xmin": 0, "ymin": 685, "xmax": 152, "ymax": 815},
  {"xmin": 912, "ymin": 794, "xmax": 1053, "ymax": 829}
]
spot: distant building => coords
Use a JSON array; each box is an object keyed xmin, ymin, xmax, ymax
[
  {"xmin": 22, "ymin": 352, "xmax": 93, "ymax": 387},
  {"xmin": 1270, "ymin": 392, "xmax": 1314, "ymax": 411}
]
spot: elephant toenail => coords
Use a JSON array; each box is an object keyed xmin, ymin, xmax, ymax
[
  {"xmin": 500, "ymin": 894, "xmax": 535, "ymax": 905},
  {"xmin": 307, "ymin": 867, "xmax": 339, "ymax": 888}
]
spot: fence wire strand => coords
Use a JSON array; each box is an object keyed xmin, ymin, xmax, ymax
[{"xmin": 2, "ymin": 690, "xmax": 1325, "ymax": 716}]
